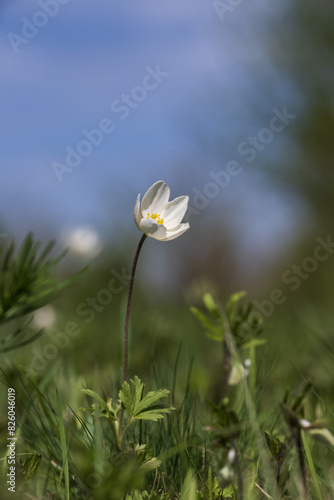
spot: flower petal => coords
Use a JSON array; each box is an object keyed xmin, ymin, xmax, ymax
[
  {"xmin": 139, "ymin": 218, "xmax": 167, "ymax": 240},
  {"xmin": 141, "ymin": 181, "xmax": 170, "ymax": 214},
  {"xmin": 164, "ymin": 222, "xmax": 190, "ymax": 241},
  {"xmin": 160, "ymin": 196, "xmax": 189, "ymax": 229},
  {"xmin": 134, "ymin": 193, "xmax": 142, "ymax": 228}
]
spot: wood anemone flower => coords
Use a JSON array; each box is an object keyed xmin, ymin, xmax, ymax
[{"xmin": 134, "ymin": 180, "xmax": 190, "ymax": 241}]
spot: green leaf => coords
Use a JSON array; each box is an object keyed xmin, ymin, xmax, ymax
[
  {"xmin": 181, "ymin": 470, "xmax": 198, "ymax": 500},
  {"xmin": 205, "ymin": 330, "xmax": 225, "ymax": 342},
  {"xmin": 136, "ymin": 389, "xmax": 170, "ymax": 415},
  {"xmin": 81, "ymin": 389, "xmax": 116, "ymax": 420},
  {"xmin": 264, "ymin": 432, "xmax": 290, "ymax": 464},
  {"xmin": 302, "ymin": 432, "xmax": 323, "ymax": 500},
  {"xmin": 190, "ymin": 307, "xmax": 224, "ymax": 341},
  {"xmin": 119, "ymin": 377, "xmax": 174, "ymax": 421},
  {"xmin": 226, "ymin": 291, "xmax": 247, "ymax": 322},
  {"xmin": 191, "ymin": 307, "xmax": 216, "ymax": 331},
  {"xmin": 203, "ymin": 293, "xmax": 220, "ymax": 319},
  {"xmin": 81, "ymin": 389, "xmax": 110, "ymax": 411},
  {"xmin": 139, "ymin": 457, "xmax": 161, "ymax": 471},
  {"xmin": 20, "ymin": 453, "xmax": 42, "ymax": 482},
  {"xmin": 222, "ymin": 484, "xmax": 234, "ymax": 498},
  {"xmin": 135, "ymin": 407, "xmax": 174, "ymax": 421},
  {"xmin": 119, "ymin": 376, "xmax": 144, "ymax": 416},
  {"xmin": 241, "ymin": 338, "xmax": 267, "ymax": 349}
]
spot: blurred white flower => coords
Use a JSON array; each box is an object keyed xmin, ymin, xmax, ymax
[
  {"xmin": 219, "ymin": 465, "xmax": 234, "ymax": 484},
  {"xmin": 33, "ymin": 305, "xmax": 57, "ymax": 329},
  {"xmin": 299, "ymin": 419, "xmax": 312, "ymax": 429},
  {"xmin": 244, "ymin": 358, "xmax": 251, "ymax": 368},
  {"xmin": 229, "ymin": 359, "xmax": 252, "ymax": 386},
  {"xmin": 244, "ymin": 358, "xmax": 251, "ymax": 377},
  {"xmin": 62, "ymin": 226, "xmax": 102, "ymax": 258},
  {"xmin": 228, "ymin": 363, "xmax": 246, "ymax": 386},
  {"xmin": 228, "ymin": 448, "xmax": 236, "ymax": 463},
  {"xmin": 134, "ymin": 180, "xmax": 189, "ymax": 241}
]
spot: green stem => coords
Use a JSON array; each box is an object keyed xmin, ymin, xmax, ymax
[
  {"xmin": 302, "ymin": 431, "xmax": 323, "ymax": 500},
  {"xmin": 123, "ymin": 233, "xmax": 147, "ymax": 384},
  {"xmin": 221, "ymin": 339, "xmax": 231, "ymax": 399},
  {"xmin": 108, "ymin": 418, "xmax": 121, "ymax": 451},
  {"xmin": 119, "ymin": 416, "xmax": 135, "ymax": 449},
  {"xmin": 119, "ymin": 233, "xmax": 146, "ymax": 442}
]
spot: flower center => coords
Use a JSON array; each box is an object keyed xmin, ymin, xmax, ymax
[{"xmin": 146, "ymin": 212, "xmax": 164, "ymax": 225}]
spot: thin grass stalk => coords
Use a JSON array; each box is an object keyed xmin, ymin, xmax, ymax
[
  {"xmin": 302, "ymin": 431, "xmax": 323, "ymax": 500},
  {"xmin": 56, "ymin": 391, "xmax": 70, "ymax": 500}
]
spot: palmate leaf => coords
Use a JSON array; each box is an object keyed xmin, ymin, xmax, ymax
[
  {"xmin": 135, "ymin": 405, "xmax": 172, "ymax": 421},
  {"xmin": 119, "ymin": 375, "xmax": 144, "ymax": 415},
  {"xmin": 119, "ymin": 376, "xmax": 174, "ymax": 421}
]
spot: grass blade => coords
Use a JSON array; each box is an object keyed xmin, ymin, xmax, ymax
[
  {"xmin": 56, "ymin": 390, "xmax": 70, "ymax": 500},
  {"xmin": 302, "ymin": 431, "xmax": 323, "ymax": 500}
]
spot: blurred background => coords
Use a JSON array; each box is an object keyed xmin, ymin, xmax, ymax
[{"xmin": 1, "ymin": 1, "xmax": 334, "ymax": 398}]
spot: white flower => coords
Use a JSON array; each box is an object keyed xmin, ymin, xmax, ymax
[
  {"xmin": 134, "ymin": 180, "xmax": 190, "ymax": 241},
  {"xmin": 228, "ymin": 363, "xmax": 246, "ymax": 386},
  {"xmin": 228, "ymin": 448, "xmax": 236, "ymax": 463},
  {"xmin": 62, "ymin": 226, "xmax": 102, "ymax": 258},
  {"xmin": 299, "ymin": 419, "xmax": 312, "ymax": 429},
  {"xmin": 219, "ymin": 465, "xmax": 234, "ymax": 482},
  {"xmin": 33, "ymin": 305, "xmax": 57, "ymax": 329}
]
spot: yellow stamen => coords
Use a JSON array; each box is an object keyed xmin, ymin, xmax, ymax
[{"xmin": 146, "ymin": 212, "xmax": 164, "ymax": 225}]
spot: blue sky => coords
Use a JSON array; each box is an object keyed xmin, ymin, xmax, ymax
[{"xmin": 0, "ymin": 0, "xmax": 304, "ymax": 271}]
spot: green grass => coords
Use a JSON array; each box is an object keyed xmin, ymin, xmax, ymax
[
  {"xmin": 1, "ymin": 235, "xmax": 334, "ymax": 498},
  {"xmin": 1, "ymin": 302, "xmax": 334, "ymax": 499}
]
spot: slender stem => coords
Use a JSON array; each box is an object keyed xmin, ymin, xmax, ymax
[
  {"xmin": 123, "ymin": 233, "xmax": 147, "ymax": 384},
  {"xmin": 221, "ymin": 339, "xmax": 231, "ymax": 400},
  {"xmin": 119, "ymin": 417, "xmax": 135, "ymax": 449},
  {"xmin": 276, "ymin": 462, "xmax": 281, "ymax": 485},
  {"xmin": 118, "ymin": 233, "xmax": 146, "ymax": 443},
  {"xmin": 296, "ymin": 428, "xmax": 308, "ymax": 499}
]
